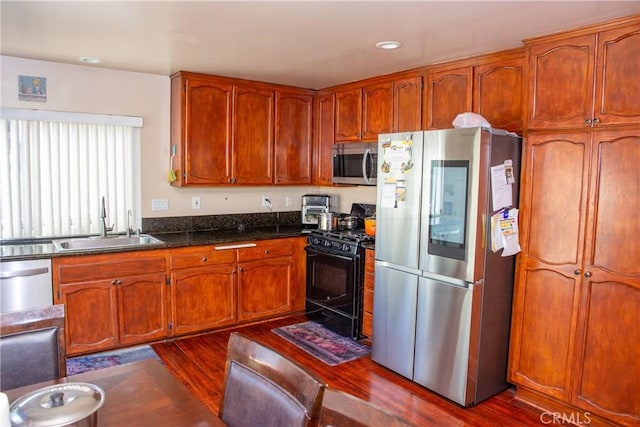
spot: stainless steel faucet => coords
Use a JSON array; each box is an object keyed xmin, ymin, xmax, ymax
[
  {"xmin": 99, "ymin": 196, "xmax": 114, "ymax": 237},
  {"xmin": 127, "ymin": 210, "xmax": 133, "ymax": 237}
]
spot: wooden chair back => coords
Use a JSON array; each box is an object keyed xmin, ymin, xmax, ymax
[
  {"xmin": 0, "ymin": 304, "xmax": 66, "ymax": 391},
  {"xmin": 219, "ymin": 332, "xmax": 326, "ymax": 427},
  {"xmin": 318, "ymin": 388, "xmax": 414, "ymax": 427}
]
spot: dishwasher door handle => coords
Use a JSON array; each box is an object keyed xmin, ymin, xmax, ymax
[{"xmin": 0, "ymin": 267, "xmax": 50, "ymax": 279}]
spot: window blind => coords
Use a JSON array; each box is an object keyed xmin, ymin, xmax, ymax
[{"xmin": 0, "ymin": 115, "xmax": 141, "ymax": 240}]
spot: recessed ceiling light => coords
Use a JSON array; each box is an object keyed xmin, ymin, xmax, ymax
[
  {"xmin": 79, "ymin": 56, "xmax": 102, "ymax": 64},
  {"xmin": 375, "ymin": 41, "xmax": 402, "ymax": 50}
]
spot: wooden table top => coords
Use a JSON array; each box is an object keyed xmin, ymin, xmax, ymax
[{"xmin": 5, "ymin": 359, "xmax": 225, "ymax": 426}]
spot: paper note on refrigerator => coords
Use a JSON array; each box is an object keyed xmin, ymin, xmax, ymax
[
  {"xmin": 491, "ymin": 208, "xmax": 521, "ymax": 256},
  {"xmin": 381, "ymin": 182, "xmax": 397, "ymax": 208},
  {"xmin": 499, "ymin": 208, "xmax": 521, "ymax": 256},
  {"xmin": 490, "ymin": 163, "xmax": 513, "ymax": 211}
]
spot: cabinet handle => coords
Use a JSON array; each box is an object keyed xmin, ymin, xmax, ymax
[
  {"xmin": 584, "ymin": 271, "xmax": 592, "ymax": 278},
  {"xmin": 585, "ymin": 118, "xmax": 592, "ymax": 125},
  {"xmin": 592, "ymin": 117, "xmax": 599, "ymax": 125},
  {"xmin": 574, "ymin": 269, "xmax": 581, "ymax": 275}
]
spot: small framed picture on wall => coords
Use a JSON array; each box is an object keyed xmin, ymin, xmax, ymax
[{"xmin": 18, "ymin": 75, "xmax": 47, "ymax": 102}]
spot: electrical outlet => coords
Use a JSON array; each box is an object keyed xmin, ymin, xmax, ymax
[
  {"xmin": 192, "ymin": 197, "xmax": 201, "ymax": 209},
  {"xmin": 262, "ymin": 196, "xmax": 272, "ymax": 208}
]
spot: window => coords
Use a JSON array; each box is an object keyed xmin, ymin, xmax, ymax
[{"xmin": 0, "ymin": 109, "xmax": 142, "ymax": 240}]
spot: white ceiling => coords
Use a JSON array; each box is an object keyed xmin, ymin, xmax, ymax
[{"xmin": 1, "ymin": 1, "xmax": 638, "ymax": 89}]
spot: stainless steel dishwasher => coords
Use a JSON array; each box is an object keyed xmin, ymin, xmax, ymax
[{"xmin": 0, "ymin": 258, "xmax": 53, "ymax": 313}]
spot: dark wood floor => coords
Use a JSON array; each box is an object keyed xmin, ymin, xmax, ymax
[{"xmin": 152, "ymin": 315, "xmax": 547, "ymax": 426}]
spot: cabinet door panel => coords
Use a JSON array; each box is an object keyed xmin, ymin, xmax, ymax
[
  {"xmin": 474, "ymin": 60, "xmax": 524, "ymax": 132},
  {"xmin": 237, "ymin": 258, "xmax": 293, "ymax": 321},
  {"xmin": 595, "ymin": 24, "xmax": 640, "ymax": 126},
  {"xmin": 233, "ymin": 86, "xmax": 274, "ymax": 184},
  {"xmin": 61, "ymin": 281, "xmax": 118, "ymax": 355},
  {"xmin": 509, "ymin": 267, "xmax": 578, "ymax": 401},
  {"xmin": 527, "ymin": 35, "xmax": 596, "ymax": 129},
  {"xmin": 523, "ymin": 133, "xmax": 590, "ymax": 265},
  {"xmin": 586, "ymin": 131, "xmax": 640, "ymax": 276},
  {"xmin": 362, "ymin": 81, "xmax": 393, "ymax": 140},
  {"xmin": 572, "ymin": 279, "xmax": 640, "ymax": 425},
  {"xmin": 118, "ymin": 273, "xmax": 167, "ymax": 345},
  {"xmin": 335, "ymin": 88, "xmax": 362, "ymax": 142},
  {"xmin": 184, "ymin": 79, "xmax": 233, "ymax": 184},
  {"xmin": 275, "ymin": 90, "xmax": 313, "ymax": 184},
  {"xmin": 314, "ymin": 93, "xmax": 335, "ymax": 185},
  {"xmin": 393, "ymin": 77, "xmax": 422, "ymax": 132},
  {"xmin": 424, "ymin": 67, "xmax": 472, "ymax": 129},
  {"xmin": 171, "ymin": 265, "xmax": 236, "ymax": 335}
]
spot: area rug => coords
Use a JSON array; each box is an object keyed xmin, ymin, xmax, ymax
[
  {"xmin": 66, "ymin": 345, "xmax": 162, "ymax": 375},
  {"xmin": 272, "ymin": 321, "xmax": 370, "ymax": 366}
]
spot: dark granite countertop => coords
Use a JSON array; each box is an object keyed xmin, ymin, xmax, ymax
[{"xmin": 0, "ymin": 226, "xmax": 308, "ymax": 261}]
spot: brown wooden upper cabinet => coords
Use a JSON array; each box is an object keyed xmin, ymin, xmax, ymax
[
  {"xmin": 423, "ymin": 65, "xmax": 472, "ymax": 130},
  {"xmin": 335, "ymin": 81, "xmax": 393, "ymax": 142},
  {"xmin": 393, "ymin": 76, "xmax": 423, "ymax": 133},
  {"xmin": 274, "ymin": 88, "xmax": 314, "ymax": 185},
  {"xmin": 314, "ymin": 92, "xmax": 335, "ymax": 186},
  {"xmin": 170, "ymin": 71, "xmax": 314, "ymax": 186},
  {"xmin": 423, "ymin": 49, "xmax": 524, "ymax": 132},
  {"xmin": 170, "ymin": 73, "xmax": 233, "ymax": 185},
  {"xmin": 473, "ymin": 54, "xmax": 524, "ymax": 133},
  {"xmin": 232, "ymin": 84, "xmax": 275, "ymax": 184},
  {"xmin": 526, "ymin": 18, "xmax": 640, "ymax": 130}
]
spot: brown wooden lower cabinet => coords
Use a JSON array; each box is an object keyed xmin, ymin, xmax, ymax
[
  {"xmin": 362, "ymin": 248, "xmax": 375, "ymax": 338},
  {"xmin": 509, "ymin": 128, "xmax": 640, "ymax": 426},
  {"xmin": 54, "ymin": 252, "xmax": 168, "ymax": 356},
  {"xmin": 54, "ymin": 236, "xmax": 307, "ymax": 355}
]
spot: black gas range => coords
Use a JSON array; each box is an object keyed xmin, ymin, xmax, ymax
[{"xmin": 305, "ymin": 212, "xmax": 375, "ymax": 340}]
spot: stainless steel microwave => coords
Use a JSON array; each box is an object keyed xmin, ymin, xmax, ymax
[{"xmin": 332, "ymin": 142, "xmax": 377, "ymax": 186}]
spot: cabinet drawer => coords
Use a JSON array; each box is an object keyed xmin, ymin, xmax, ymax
[
  {"xmin": 364, "ymin": 286, "xmax": 374, "ymax": 315},
  {"xmin": 56, "ymin": 253, "xmax": 166, "ymax": 283},
  {"xmin": 237, "ymin": 240, "xmax": 293, "ymax": 261},
  {"xmin": 365, "ymin": 249, "xmax": 375, "ymax": 273},
  {"xmin": 169, "ymin": 247, "xmax": 236, "ymax": 269}
]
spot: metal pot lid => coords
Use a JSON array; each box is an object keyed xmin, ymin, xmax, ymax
[{"xmin": 10, "ymin": 382, "xmax": 105, "ymax": 427}]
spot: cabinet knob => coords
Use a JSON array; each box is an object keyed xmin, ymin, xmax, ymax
[
  {"xmin": 593, "ymin": 117, "xmax": 600, "ymax": 125},
  {"xmin": 111, "ymin": 279, "xmax": 117, "ymax": 285},
  {"xmin": 584, "ymin": 271, "xmax": 592, "ymax": 278},
  {"xmin": 264, "ymin": 250, "xmax": 270, "ymax": 254},
  {"xmin": 239, "ymin": 267, "xmax": 244, "ymax": 272},
  {"xmin": 202, "ymin": 257, "xmax": 207, "ymax": 262},
  {"xmin": 585, "ymin": 118, "xmax": 592, "ymax": 125},
  {"xmin": 574, "ymin": 269, "xmax": 581, "ymax": 275}
]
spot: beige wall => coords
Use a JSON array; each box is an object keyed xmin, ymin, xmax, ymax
[{"xmin": 0, "ymin": 56, "xmax": 375, "ymax": 220}]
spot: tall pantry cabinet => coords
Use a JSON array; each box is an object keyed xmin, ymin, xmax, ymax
[{"xmin": 509, "ymin": 16, "xmax": 640, "ymax": 426}]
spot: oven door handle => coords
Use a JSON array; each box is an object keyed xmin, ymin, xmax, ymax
[{"xmin": 305, "ymin": 246, "xmax": 357, "ymax": 262}]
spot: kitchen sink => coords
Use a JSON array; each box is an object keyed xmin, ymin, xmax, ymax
[{"xmin": 52, "ymin": 235, "xmax": 164, "ymax": 252}]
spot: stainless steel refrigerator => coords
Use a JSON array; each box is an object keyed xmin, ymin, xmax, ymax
[{"xmin": 372, "ymin": 127, "xmax": 521, "ymax": 406}]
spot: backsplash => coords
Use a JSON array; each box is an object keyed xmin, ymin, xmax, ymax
[{"xmin": 142, "ymin": 211, "xmax": 301, "ymax": 234}]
